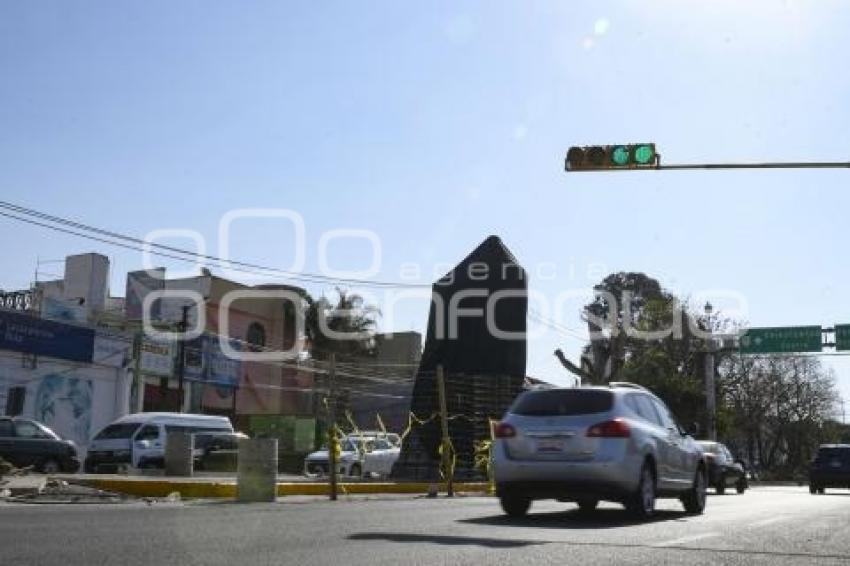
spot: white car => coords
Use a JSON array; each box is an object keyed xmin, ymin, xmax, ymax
[
  {"xmin": 494, "ymin": 383, "xmax": 707, "ymax": 519},
  {"xmin": 304, "ymin": 435, "xmax": 400, "ymax": 478},
  {"xmin": 350, "ymin": 431, "xmax": 401, "ymax": 448}
]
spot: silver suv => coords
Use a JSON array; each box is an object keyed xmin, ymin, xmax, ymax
[{"xmin": 493, "ymin": 383, "xmax": 707, "ymax": 519}]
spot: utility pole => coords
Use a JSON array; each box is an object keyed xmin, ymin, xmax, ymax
[
  {"xmin": 132, "ymin": 331, "xmax": 144, "ymax": 413},
  {"xmin": 175, "ymin": 305, "xmax": 189, "ymax": 413},
  {"xmin": 704, "ymin": 302, "xmax": 716, "ymax": 441},
  {"xmin": 436, "ymin": 365, "xmax": 454, "ymax": 497},
  {"xmin": 328, "ymin": 354, "xmax": 339, "ymax": 501}
]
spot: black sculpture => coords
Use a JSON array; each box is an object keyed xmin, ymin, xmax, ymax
[{"xmin": 391, "ymin": 235, "xmax": 527, "ymax": 480}]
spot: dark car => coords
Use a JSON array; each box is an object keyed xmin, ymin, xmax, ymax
[
  {"xmin": 0, "ymin": 417, "xmax": 80, "ymax": 473},
  {"xmin": 809, "ymin": 444, "xmax": 850, "ymax": 494},
  {"xmin": 192, "ymin": 431, "xmax": 248, "ymax": 471},
  {"xmin": 696, "ymin": 441, "xmax": 747, "ymax": 494}
]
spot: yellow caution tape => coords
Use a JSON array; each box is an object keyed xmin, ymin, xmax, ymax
[{"xmin": 399, "ymin": 411, "xmax": 437, "ymax": 445}]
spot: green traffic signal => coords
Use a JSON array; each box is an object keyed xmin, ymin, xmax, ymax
[
  {"xmin": 632, "ymin": 144, "xmax": 655, "ymax": 165},
  {"xmin": 611, "ymin": 146, "xmax": 629, "ymax": 166}
]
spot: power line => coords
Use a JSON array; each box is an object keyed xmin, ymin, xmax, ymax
[
  {"xmin": 0, "ymin": 201, "xmax": 429, "ymax": 289},
  {"xmin": 528, "ymin": 310, "xmax": 586, "ymax": 341}
]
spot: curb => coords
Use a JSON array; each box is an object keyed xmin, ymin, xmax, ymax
[{"xmin": 70, "ymin": 478, "xmax": 491, "ymax": 499}]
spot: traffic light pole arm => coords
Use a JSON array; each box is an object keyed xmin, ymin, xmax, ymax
[
  {"xmin": 566, "ymin": 161, "xmax": 850, "ymax": 172},
  {"xmin": 655, "ymin": 160, "xmax": 850, "ymax": 171}
]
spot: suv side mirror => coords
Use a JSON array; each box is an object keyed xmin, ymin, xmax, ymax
[{"xmin": 685, "ymin": 423, "xmax": 699, "ymax": 437}]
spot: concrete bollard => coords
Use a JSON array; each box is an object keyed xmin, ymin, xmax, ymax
[
  {"xmin": 237, "ymin": 438, "xmax": 278, "ymax": 502},
  {"xmin": 164, "ymin": 432, "xmax": 194, "ymax": 477}
]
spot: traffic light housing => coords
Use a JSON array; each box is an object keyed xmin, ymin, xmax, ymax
[{"xmin": 565, "ymin": 143, "xmax": 657, "ymax": 171}]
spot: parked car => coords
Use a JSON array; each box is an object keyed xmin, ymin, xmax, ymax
[
  {"xmin": 493, "ymin": 382, "xmax": 707, "ymax": 519},
  {"xmin": 347, "ymin": 431, "xmax": 401, "ymax": 448},
  {"xmin": 0, "ymin": 417, "xmax": 80, "ymax": 473},
  {"xmin": 696, "ymin": 441, "xmax": 747, "ymax": 494},
  {"xmin": 84, "ymin": 412, "xmax": 233, "ymax": 473},
  {"xmin": 303, "ymin": 435, "xmax": 400, "ymax": 478},
  {"xmin": 193, "ymin": 431, "xmax": 249, "ymax": 471},
  {"xmin": 809, "ymin": 444, "xmax": 850, "ymax": 494}
]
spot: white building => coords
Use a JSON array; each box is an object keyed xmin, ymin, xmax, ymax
[{"xmin": 0, "ymin": 253, "xmax": 132, "ymax": 458}]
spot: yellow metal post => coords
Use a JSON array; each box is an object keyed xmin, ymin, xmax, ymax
[
  {"xmin": 436, "ymin": 365, "xmax": 453, "ymax": 497},
  {"xmin": 328, "ymin": 354, "xmax": 339, "ymax": 501}
]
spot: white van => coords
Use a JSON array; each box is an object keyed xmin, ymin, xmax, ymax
[{"xmin": 84, "ymin": 413, "xmax": 233, "ymax": 473}]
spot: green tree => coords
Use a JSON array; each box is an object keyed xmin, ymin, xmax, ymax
[
  {"xmin": 305, "ymin": 287, "xmax": 380, "ymax": 362},
  {"xmin": 581, "ymin": 272, "xmax": 675, "ymax": 383}
]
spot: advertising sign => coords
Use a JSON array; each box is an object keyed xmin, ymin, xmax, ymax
[
  {"xmin": 0, "ymin": 309, "xmax": 94, "ymax": 363},
  {"xmin": 205, "ymin": 335, "xmax": 241, "ymax": 387},
  {"xmin": 92, "ymin": 334, "xmax": 131, "ymax": 368},
  {"xmin": 140, "ymin": 339, "xmax": 174, "ymax": 377},
  {"xmin": 182, "ymin": 334, "xmax": 240, "ymax": 387}
]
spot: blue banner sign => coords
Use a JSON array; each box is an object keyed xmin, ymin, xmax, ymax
[
  {"xmin": 183, "ymin": 334, "xmax": 241, "ymax": 387},
  {"xmin": 0, "ymin": 309, "xmax": 94, "ymax": 363}
]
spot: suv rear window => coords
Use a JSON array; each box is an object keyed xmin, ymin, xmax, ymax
[
  {"xmin": 510, "ymin": 389, "xmax": 613, "ymax": 416},
  {"xmin": 816, "ymin": 447, "xmax": 850, "ymax": 462}
]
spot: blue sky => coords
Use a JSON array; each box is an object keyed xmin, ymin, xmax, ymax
[{"xmin": 2, "ymin": 1, "xmax": 850, "ymax": 407}]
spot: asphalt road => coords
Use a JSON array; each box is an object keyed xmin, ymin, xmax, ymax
[{"xmin": 2, "ymin": 487, "xmax": 849, "ymax": 565}]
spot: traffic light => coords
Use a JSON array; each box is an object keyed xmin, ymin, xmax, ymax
[{"xmin": 565, "ymin": 143, "xmax": 657, "ymax": 171}]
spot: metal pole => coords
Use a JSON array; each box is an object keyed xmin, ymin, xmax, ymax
[
  {"xmin": 230, "ymin": 384, "xmax": 238, "ymax": 421},
  {"xmin": 656, "ymin": 161, "xmax": 850, "ymax": 171},
  {"xmin": 328, "ymin": 354, "xmax": 339, "ymax": 501},
  {"xmin": 132, "ymin": 331, "xmax": 144, "ymax": 413},
  {"xmin": 436, "ymin": 365, "xmax": 453, "ymax": 497},
  {"xmin": 567, "ymin": 161, "xmax": 850, "ymax": 172},
  {"xmin": 176, "ymin": 305, "xmax": 189, "ymax": 413},
  {"xmin": 705, "ymin": 347, "xmax": 716, "ymax": 440},
  {"xmin": 702, "ymin": 304, "xmax": 717, "ymax": 441}
]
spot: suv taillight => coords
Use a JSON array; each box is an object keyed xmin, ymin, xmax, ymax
[
  {"xmin": 494, "ymin": 422, "xmax": 517, "ymax": 439},
  {"xmin": 586, "ymin": 418, "xmax": 630, "ymax": 438}
]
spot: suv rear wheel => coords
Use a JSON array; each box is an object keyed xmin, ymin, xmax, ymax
[
  {"xmin": 500, "ymin": 493, "xmax": 531, "ymax": 517},
  {"xmin": 682, "ymin": 467, "xmax": 707, "ymax": 514},
  {"xmin": 626, "ymin": 462, "xmax": 656, "ymax": 519}
]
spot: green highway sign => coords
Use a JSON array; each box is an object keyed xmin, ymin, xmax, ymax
[
  {"xmin": 739, "ymin": 326, "xmax": 823, "ymax": 354},
  {"xmin": 835, "ymin": 324, "xmax": 850, "ymax": 351}
]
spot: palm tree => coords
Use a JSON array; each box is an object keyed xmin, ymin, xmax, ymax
[{"xmin": 305, "ymin": 287, "xmax": 380, "ymax": 361}]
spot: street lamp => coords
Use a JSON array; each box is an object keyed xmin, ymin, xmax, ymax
[{"xmin": 704, "ymin": 302, "xmax": 716, "ymax": 440}]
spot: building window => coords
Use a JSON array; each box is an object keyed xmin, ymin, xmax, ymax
[
  {"xmin": 246, "ymin": 322, "xmax": 266, "ymax": 350},
  {"xmin": 5, "ymin": 387, "xmax": 25, "ymax": 416}
]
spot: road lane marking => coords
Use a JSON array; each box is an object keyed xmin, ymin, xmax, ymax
[{"xmin": 651, "ymin": 532, "xmax": 720, "ymax": 547}]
